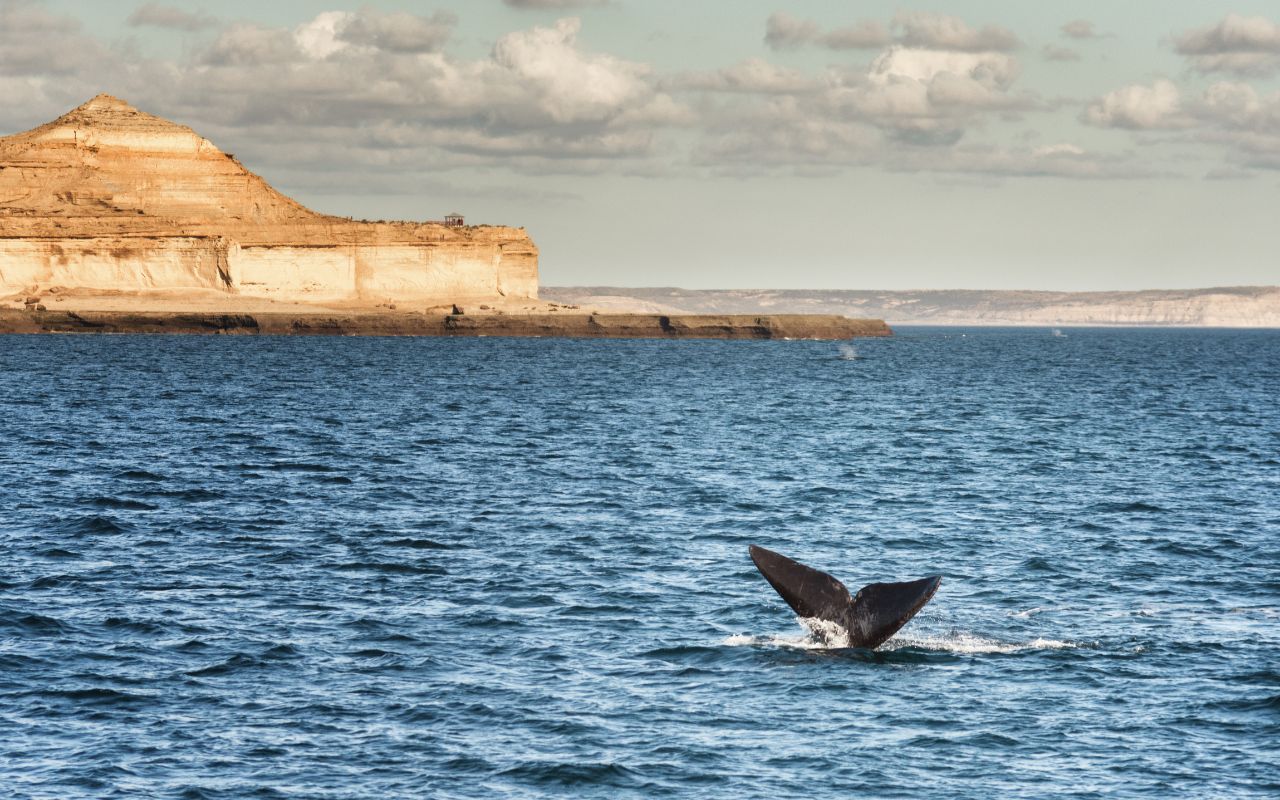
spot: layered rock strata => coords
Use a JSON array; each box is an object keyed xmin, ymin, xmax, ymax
[{"xmin": 0, "ymin": 95, "xmax": 538, "ymax": 305}]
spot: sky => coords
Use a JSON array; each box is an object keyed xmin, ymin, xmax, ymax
[{"xmin": 2, "ymin": 1, "xmax": 1279, "ymax": 290}]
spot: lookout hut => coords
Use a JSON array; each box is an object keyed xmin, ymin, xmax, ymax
[{"xmin": 444, "ymin": 212, "xmax": 465, "ymax": 227}]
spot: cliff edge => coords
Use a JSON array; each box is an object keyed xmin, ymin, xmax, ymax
[{"xmin": 0, "ymin": 95, "xmax": 538, "ymax": 307}]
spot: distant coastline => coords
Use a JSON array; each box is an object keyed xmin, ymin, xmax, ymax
[{"xmin": 542, "ymin": 286, "xmax": 1280, "ymax": 328}]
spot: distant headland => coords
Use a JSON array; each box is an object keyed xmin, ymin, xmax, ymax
[{"xmin": 0, "ymin": 95, "xmax": 886, "ymax": 340}]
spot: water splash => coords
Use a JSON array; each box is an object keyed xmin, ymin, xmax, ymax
[
  {"xmin": 1052, "ymin": 329, "xmax": 1067, "ymax": 338},
  {"xmin": 882, "ymin": 632, "xmax": 1080, "ymax": 654},
  {"xmin": 837, "ymin": 343, "xmax": 860, "ymax": 360},
  {"xmin": 1009, "ymin": 607, "xmax": 1048, "ymax": 619},
  {"xmin": 724, "ymin": 628, "xmax": 1081, "ymax": 654},
  {"xmin": 800, "ymin": 617, "xmax": 851, "ymax": 647},
  {"xmin": 722, "ymin": 633, "xmax": 829, "ymax": 650}
]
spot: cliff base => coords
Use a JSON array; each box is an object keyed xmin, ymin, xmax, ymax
[{"xmin": 0, "ymin": 310, "xmax": 890, "ymax": 339}]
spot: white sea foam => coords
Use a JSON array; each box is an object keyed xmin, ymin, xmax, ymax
[
  {"xmin": 1009, "ymin": 607, "xmax": 1048, "ymax": 619},
  {"xmin": 724, "ymin": 627, "xmax": 1081, "ymax": 654},
  {"xmin": 722, "ymin": 633, "xmax": 828, "ymax": 650},
  {"xmin": 882, "ymin": 632, "xmax": 1080, "ymax": 654}
]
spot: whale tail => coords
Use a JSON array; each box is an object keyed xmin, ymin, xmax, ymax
[{"xmin": 748, "ymin": 544, "xmax": 941, "ymax": 649}]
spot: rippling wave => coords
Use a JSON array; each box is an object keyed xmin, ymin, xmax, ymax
[{"xmin": 1, "ymin": 329, "xmax": 1278, "ymax": 798}]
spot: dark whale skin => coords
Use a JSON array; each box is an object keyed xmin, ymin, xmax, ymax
[{"xmin": 749, "ymin": 545, "xmax": 941, "ymax": 649}]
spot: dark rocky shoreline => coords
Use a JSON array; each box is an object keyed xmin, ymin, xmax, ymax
[{"xmin": 0, "ymin": 310, "xmax": 891, "ymax": 340}]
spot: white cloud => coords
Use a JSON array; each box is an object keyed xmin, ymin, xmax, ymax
[
  {"xmin": 202, "ymin": 23, "xmax": 303, "ymax": 65},
  {"xmin": 764, "ymin": 12, "xmax": 889, "ymax": 51},
  {"xmin": 164, "ymin": 13, "xmax": 686, "ymax": 176},
  {"xmin": 764, "ymin": 11, "xmax": 1017, "ymax": 53},
  {"xmin": 0, "ymin": 2, "xmax": 1171, "ymax": 183},
  {"xmin": 1060, "ymin": 20, "xmax": 1100, "ymax": 40},
  {"xmin": 293, "ymin": 12, "xmax": 351, "ymax": 60},
  {"xmin": 1033, "ymin": 143, "xmax": 1086, "ymax": 157},
  {"xmin": 892, "ymin": 12, "xmax": 1020, "ymax": 53},
  {"xmin": 0, "ymin": 1, "xmax": 133, "ymax": 125},
  {"xmin": 503, "ymin": 0, "xmax": 609, "ymax": 8},
  {"xmin": 869, "ymin": 48, "xmax": 1018, "ymax": 90},
  {"xmin": 1086, "ymin": 77, "xmax": 1280, "ymax": 173},
  {"xmin": 1173, "ymin": 14, "xmax": 1280, "ymax": 77},
  {"xmin": 671, "ymin": 58, "xmax": 816, "ymax": 94},
  {"xmin": 127, "ymin": 3, "xmax": 216, "ymax": 32},
  {"xmin": 1083, "ymin": 79, "xmax": 1190, "ymax": 130},
  {"xmin": 338, "ymin": 9, "xmax": 456, "ymax": 54},
  {"xmin": 489, "ymin": 18, "xmax": 663, "ymax": 125}
]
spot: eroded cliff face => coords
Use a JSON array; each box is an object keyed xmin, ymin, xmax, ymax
[{"xmin": 0, "ymin": 95, "xmax": 538, "ymax": 305}]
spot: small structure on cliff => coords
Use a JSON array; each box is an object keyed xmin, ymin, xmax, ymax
[
  {"xmin": 0, "ymin": 95, "xmax": 538, "ymax": 306},
  {"xmin": 444, "ymin": 213, "xmax": 465, "ymax": 227}
]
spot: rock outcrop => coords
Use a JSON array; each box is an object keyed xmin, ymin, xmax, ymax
[
  {"xmin": 0, "ymin": 95, "xmax": 538, "ymax": 305},
  {"xmin": 0, "ymin": 309, "xmax": 890, "ymax": 339}
]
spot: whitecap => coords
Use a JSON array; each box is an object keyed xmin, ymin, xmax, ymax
[
  {"xmin": 882, "ymin": 631, "xmax": 1080, "ymax": 654},
  {"xmin": 1009, "ymin": 607, "xmax": 1047, "ymax": 619}
]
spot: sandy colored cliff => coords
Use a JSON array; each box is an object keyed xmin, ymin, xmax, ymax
[{"xmin": 0, "ymin": 95, "xmax": 538, "ymax": 309}]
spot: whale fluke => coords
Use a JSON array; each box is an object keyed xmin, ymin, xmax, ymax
[{"xmin": 748, "ymin": 545, "xmax": 941, "ymax": 649}]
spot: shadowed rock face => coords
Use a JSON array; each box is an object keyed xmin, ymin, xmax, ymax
[
  {"xmin": 0, "ymin": 310, "xmax": 890, "ymax": 339},
  {"xmin": 0, "ymin": 94, "xmax": 538, "ymax": 304}
]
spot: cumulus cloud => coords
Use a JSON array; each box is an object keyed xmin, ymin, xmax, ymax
[
  {"xmin": 0, "ymin": 2, "xmax": 1167, "ymax": 183},
  {"xmin": 1083, "ymin": 79, "xmax": 1191, "ymax": 129},
  {"xmin": 1196, "ymin": 82, "xmax": 1280, "ymax": 169},
  {"xmin": 695, "ymin": 108, "xmax": 1147, "ymax": 179},
  {"xmin": 691, "ymin": 11, "xmax": 1042, "ymax": 172},
  {"xmin": 337, "ymin": 9, "xmax": 457, "ymax": 53},
  {"xmin": 489, "ymin": 18, "xmax": 669, "ymax": 125},
  {"xmin": 764, "ymin": 12, "xmax": 889, "ymax": 50},
  {"xmin": 669, "ymin": 58, "xmax": 816, "ymax": 94},
  {"xmin": 199, "ymin": 8, "xmax": 456, "ymax": 65},
  {"xmin": 1060, "ymin": 20, "xmax": 1100, "ymax": 40},
  {"xmin": 202, "ymin": 22, "xmax": 303, "ymax": 66},
  {"xmin": 1173, "ymin": 14, "xmax": 1280, "ymax": 77},
  {"xmin": 764, "ymin": 11, "xmax": 1018, "ymax": 53},
  {"xmin": 164, "ymin": 13, "xmax": 686, "ymax": 178},
  {"xmin": 0, "ymin": 2, "xmax": 135, "ymax": 121},
  {"xmin": 1086, "ymin": 76, "xmax": 1280, "ymax": 173},
  {"xmin": 503, "ymin": 0, "xmax": 609, "ymax": 8},
  {"xmin": 683, "ymin": 35, "xmax": 1041, "ymax": 174},
  {"xmin": 127, "ymin": 3, "xmax": 216, "ymax": 32},
  {"xmin": 892, "ymin": 12, "xmax": 1021, "ymax": 53}
]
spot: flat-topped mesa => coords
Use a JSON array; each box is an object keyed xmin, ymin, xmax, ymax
[{"xmin": 0, "ymin": 95, "xmax": 538, "ymax": 304}]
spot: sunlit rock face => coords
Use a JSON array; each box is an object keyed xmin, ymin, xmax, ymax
[{"xmin": 0, "ymin": 94, "xmax": 538, "ymax": 304}]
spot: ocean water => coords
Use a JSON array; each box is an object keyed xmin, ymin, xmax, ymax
[{"xmin": 0, "ymin": 328, "xmax": 1277, "ymax": 799}]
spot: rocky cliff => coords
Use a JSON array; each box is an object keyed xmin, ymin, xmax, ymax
[
  {"xmin": 543, "ymin": 286, "xmax": 1280, "ymax": 327},
  {"xmin": 0, "ymin": 95, "xmax": 538, "ymax": 306}
]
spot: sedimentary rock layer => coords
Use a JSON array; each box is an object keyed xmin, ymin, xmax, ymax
[
  {"xmin": 0, "ymin": 95, "xmax": 537, "ymax": 305},
  {"xmin": 0, "ymin": 310, "xmax": 890, "ymax": 339}
]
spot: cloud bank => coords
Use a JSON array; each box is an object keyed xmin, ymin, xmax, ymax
[{"xmin": 1, "ymin": 4, "xmax": 1277, "ymax": 187}]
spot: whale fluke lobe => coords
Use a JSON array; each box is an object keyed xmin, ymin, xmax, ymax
[{"xmin": 748, "ymin": 545, "xmax": 941, "ymax": 649}]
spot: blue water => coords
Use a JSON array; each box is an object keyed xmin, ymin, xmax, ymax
[{"xmin": 1, "ymin": 328, "xmax": 1277, "ymax": 798}]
